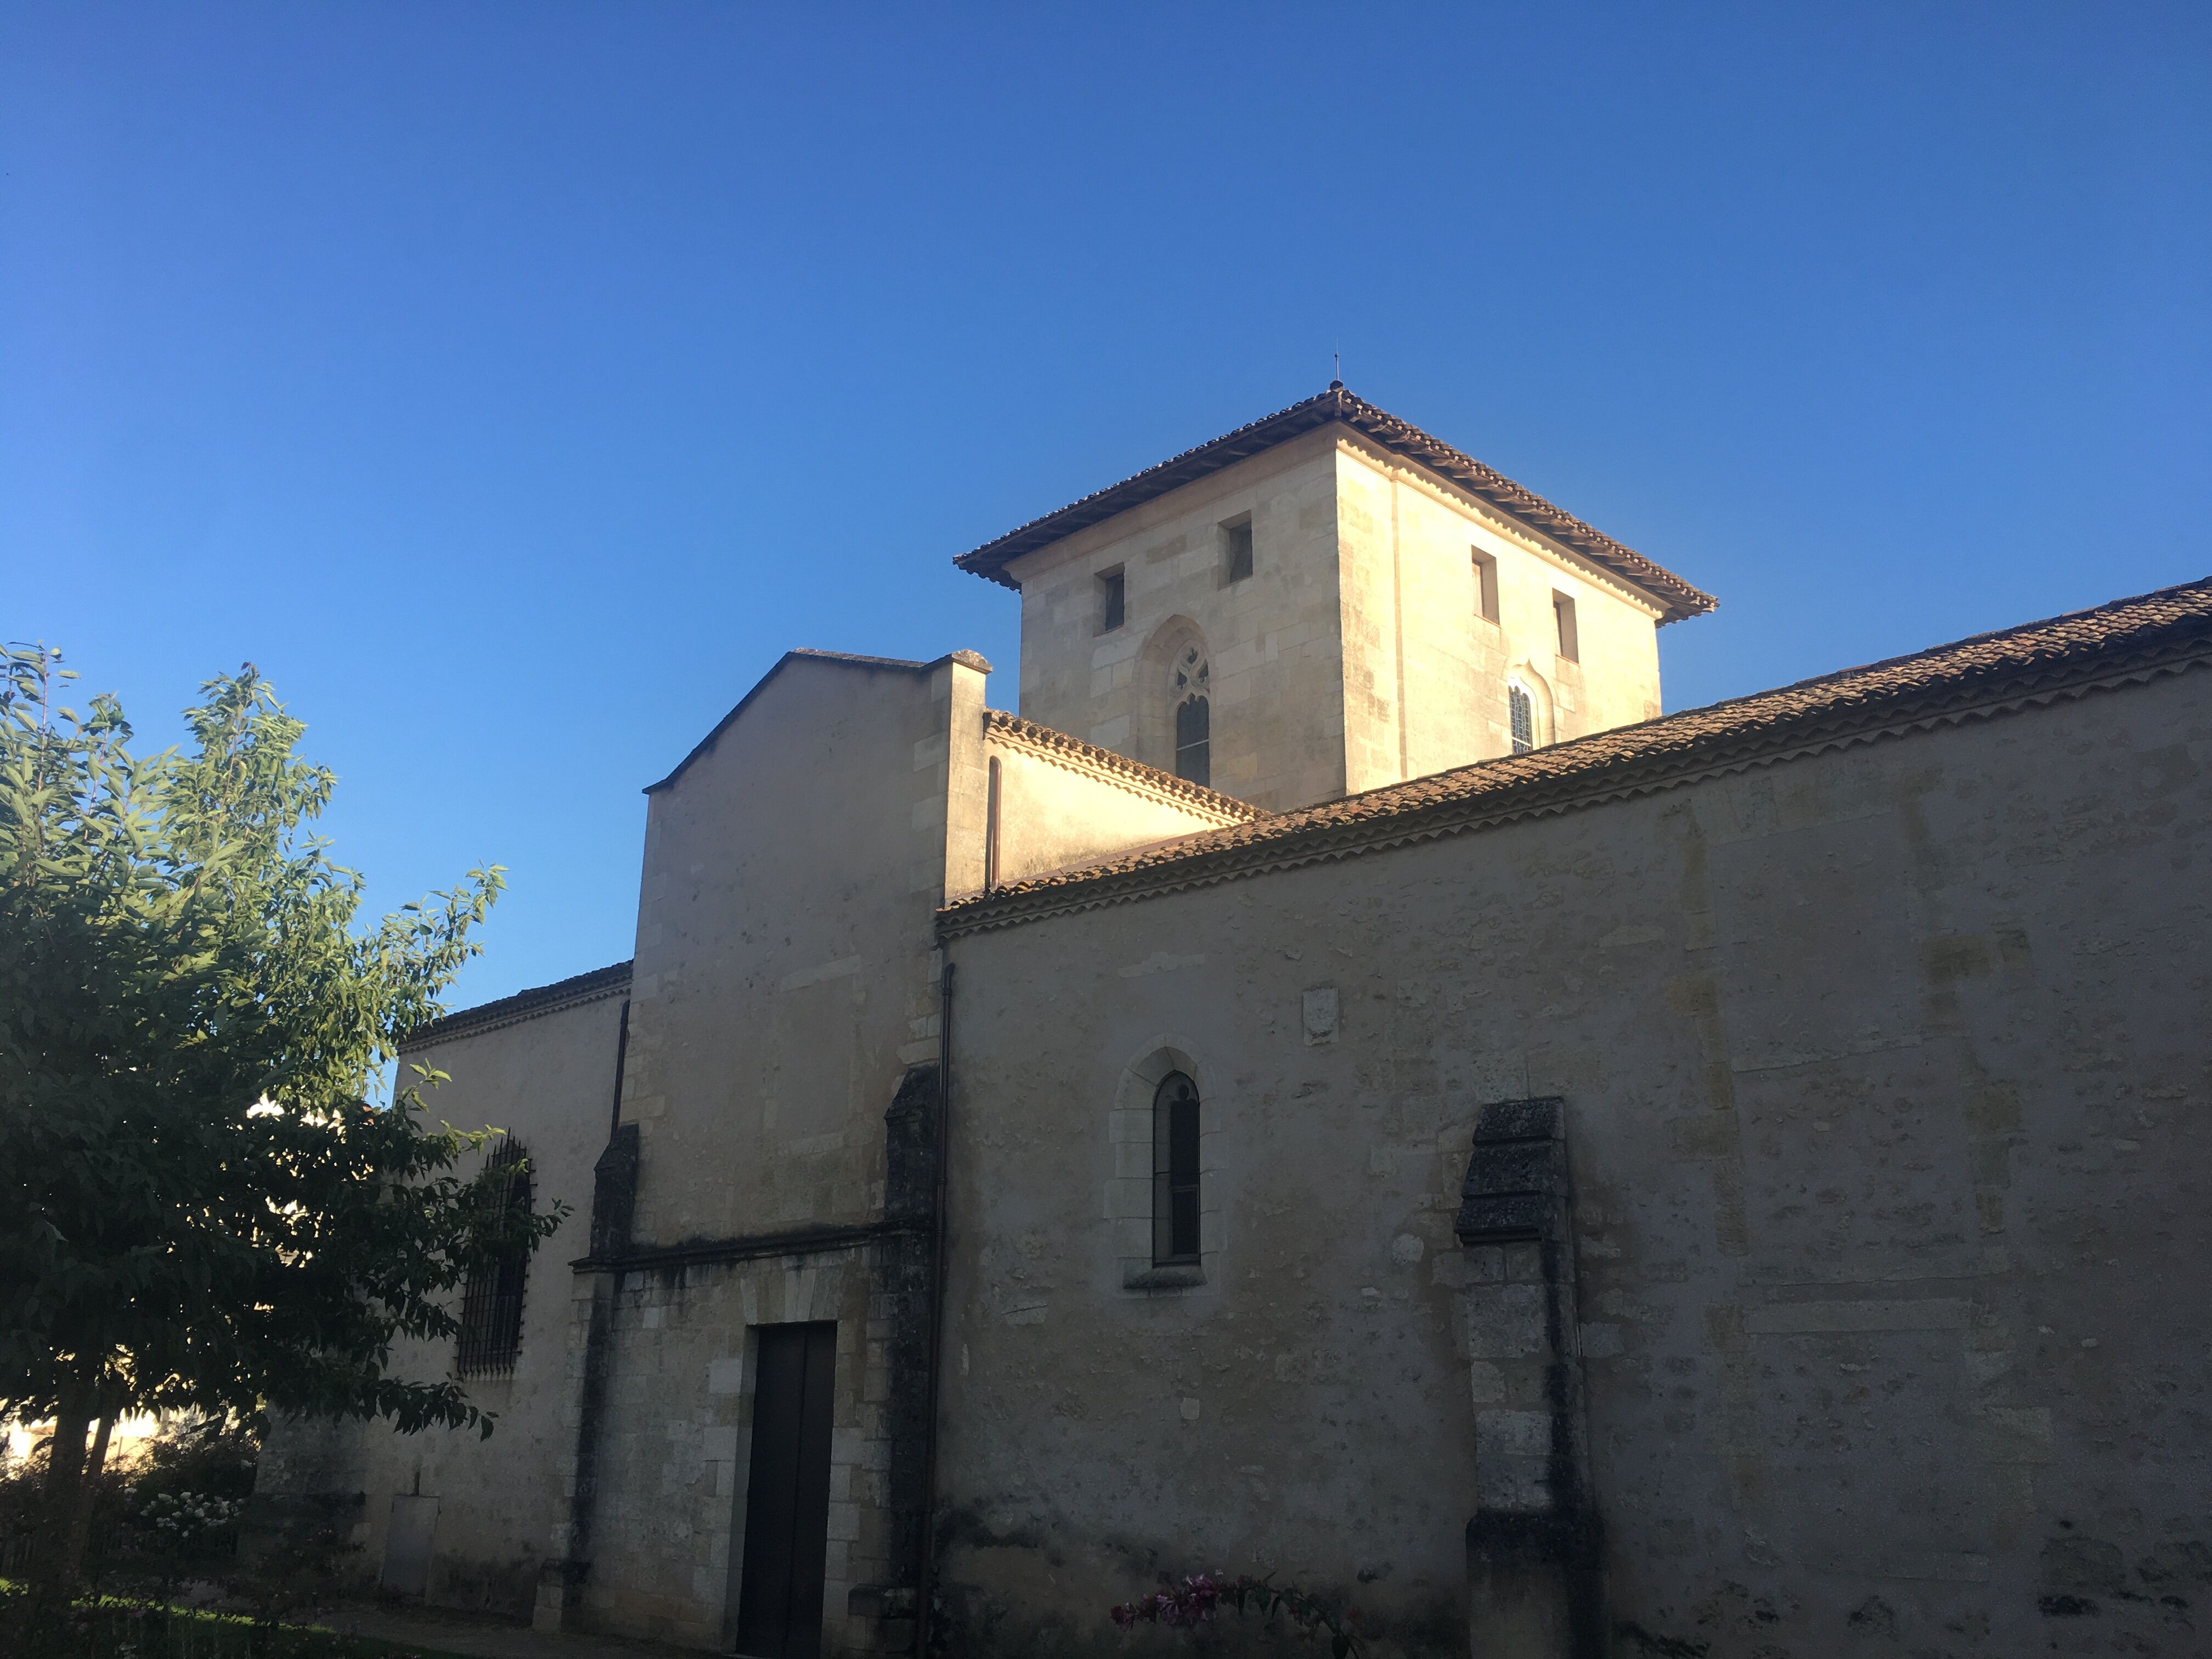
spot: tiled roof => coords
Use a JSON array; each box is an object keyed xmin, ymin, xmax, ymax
[
  {"xmin": 986, "ymin": 709, "xmax": 1263, "ymax": 821},
  {"xmin": 400, "ymin": 960, "xmax": 633, "ymax": 1048},
  {"xmin": 647, "ymin": 647, "xmax": 994, "ymax": 795},
  {"xmin": 953, "ymin": 385, "xmax": 1717, "ymax": 624},
  {"xmin": 940, "ymin": 576, "xmax": 2212, "ymax": 938}
]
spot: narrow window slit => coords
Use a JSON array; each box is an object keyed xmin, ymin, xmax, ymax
[{"xmin": 1152, "ymin": 1072, "xmax": 1201, "ymax": 1265}]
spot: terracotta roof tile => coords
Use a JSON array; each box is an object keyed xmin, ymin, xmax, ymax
[
  {"xmin": 400, "ymin": 959, "xmax": 633, "ymax": 1049},
  {"xmin": 986, "ymin": 709, "xmax": 1263, "ymax": 821},
  {"xmin": 954, "ymin": 385, "xmax": 1717, "ymax": 624},
  {"xmin": 941, "ymin": 576, "xmax": 2212, "ymax": 937}
]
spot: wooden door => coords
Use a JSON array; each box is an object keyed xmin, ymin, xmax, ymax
[{"xmin": 733, "ymin": 1322, "xmax": 837, "ymax": 1658}]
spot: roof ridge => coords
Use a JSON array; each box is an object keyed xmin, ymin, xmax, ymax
[
  {"xmin": 985, "ymin": 709, "xmax": 1265, "ymax": 820},
  {"xmin": 953, "ymin": 385, "xmax": 1717, "ymax": 624},
  {"xmin": 941, "ymin": 574, "xmax": 2212, "ymax": 935},
  {"xmin": 647, "ymin": 646, "xmax": 994, "ymax": 794}
]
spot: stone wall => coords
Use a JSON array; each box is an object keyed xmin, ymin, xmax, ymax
[
  {"xmin": 933, "ymin": 663, "xmax": 2211, "ymax": 1658},
  {"xmin": 571, "ymin": 1243, "xmax": 900, "ymax": 1650},
  {"xmin": 621, "ymin": 652, "xmax": 984, "ymax": 1246},
  {"xmin": 1007, "ymin": 430, "xmax": 1351, "ymax": 811},
  {"xmin": 1004, "ymin": 428, "xmax": 1667, "ymax": 816},
  {"xmin": 266, "ymin": 982, "xmax": 627, "ymax": 1616},
  {"xmin": 979, "ymin": 714, "xmax": 1253, "ymax": 890}
]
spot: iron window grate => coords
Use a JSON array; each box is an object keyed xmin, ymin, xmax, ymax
[{"xmin": 456, "ymin": 1137, "xmax": 532, "ymax": 1378}]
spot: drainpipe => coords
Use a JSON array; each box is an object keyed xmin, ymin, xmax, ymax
[{"xmin": 913, "ymin": 957, "xmax": 956, "ymax": 1656}]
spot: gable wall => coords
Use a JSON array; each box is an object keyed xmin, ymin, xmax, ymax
[
  {"xmin": 621, "ymin": 654, "xmax": 981, "ymax": 1243},
  {"xmin": 932, "ymin": 663, "xmax": 2211, "ymax": 1658},
  {"xmin": 563, "ymin": 652, "xmax": 987, "ymax": 1649}
]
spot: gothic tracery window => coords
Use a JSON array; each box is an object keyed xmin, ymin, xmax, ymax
[{"xmin": 1508, "ymin": 682, "xmax": 1536, "ymax": 755}]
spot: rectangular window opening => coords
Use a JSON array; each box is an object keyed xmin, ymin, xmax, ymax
[
  {"xmin": 1553, "ymin": 592, "xmax": 1579, "ymax": 662},
  {"xmin": 1097, "ymin": 567, "xmax": 1125, "ymax": 635},
  {"xmin": 1471, "ymin": 550, "xmax": 1500, "ymax": 624},
  {"xmin": 1220, "ymin": 518, "xmax": 1254, "ymax": 585}
]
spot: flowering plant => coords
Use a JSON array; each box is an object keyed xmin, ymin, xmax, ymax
[
  {"xmin": 1109, "ymin": 1572, "xmax": 1368, "ymax": 1658},
  {"xmin": 137, "ymin": 1489, "xmax": 245, "ymax": 1553}
]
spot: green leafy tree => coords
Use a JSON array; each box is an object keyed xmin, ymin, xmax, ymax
[{"xmin": 0, "ymin": 644, "xmax": 562, "ymax": 1589}]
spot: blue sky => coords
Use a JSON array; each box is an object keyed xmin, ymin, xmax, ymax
[{"xmin": 5, "ymin": 3, "xmax": 2207, "ymax": 1009}]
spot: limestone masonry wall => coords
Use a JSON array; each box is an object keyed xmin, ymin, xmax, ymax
[
  {"xmin": 296, "ymin": 986, "xmax": 626, "ymax": 1617},
  {"xmin": 979, "ymin": 716, "xmax": 1250, "ymax": 891},
  {"xmin": 934, "ymin": 663, "xmax": 2210, "ymax": 1658},
  {"xmin": 1008, "ymin": 431, "xmax": 1350, "ymax": 811},
  {"xmin": 1005, "ymin": 427, "xmax": 1667, "ymax": 816}
]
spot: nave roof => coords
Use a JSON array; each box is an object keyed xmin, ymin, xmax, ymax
[{"xmin": 939, "ymin": 574, "xmax": 2212, "ymax": 936}]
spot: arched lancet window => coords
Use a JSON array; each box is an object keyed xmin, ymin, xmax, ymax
[
  {"xmin": 1152, "ymin": 1071, "xmax": 1201, "ymax": 1266},
  {"xmin": 1172, "ymin": 644, "xmax": 1210, "ymax": 786},
  {"xmin": 456, "ymin": 1137, "xmax": 533, "ymax": 1377},
  {"xmin": 1508, "ymin": 681, "xmax": 1536, "ymax": 755}
]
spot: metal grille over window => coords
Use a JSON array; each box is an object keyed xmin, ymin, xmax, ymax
[
  {"xmin": 1508, "ymin": 684, "xmax": 1535, "ymax": 754},
  {"xmin": 456, "ymin": 1137, "xmax": 532, "ymax": 1378},
  {"xmin": 1152, "ymin": 1072, "xmax": 1201, "ymax": 1265}
]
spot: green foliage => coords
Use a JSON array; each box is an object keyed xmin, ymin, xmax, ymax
[
  {"xmin": 0, "ymin": 644, "xmax": 560, "ymax": 1516},
  {"xmin": 126, "ymin": 1418, "xmax": 262, "ymax": 1520}
]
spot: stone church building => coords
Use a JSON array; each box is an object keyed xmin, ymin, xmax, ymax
[{"xmin": 257, "ymin": 387, "xmax": 2212, "ymax": 1658}]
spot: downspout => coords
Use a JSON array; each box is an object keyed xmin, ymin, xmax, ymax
[{"xmin": 913, "ymin": 956, "xmax": 956, "ymax": 1656}]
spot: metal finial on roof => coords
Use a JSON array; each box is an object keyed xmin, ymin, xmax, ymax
[{"xmin": 1333, "ymin": 345, "xmax": 1341, "ymax": 387}]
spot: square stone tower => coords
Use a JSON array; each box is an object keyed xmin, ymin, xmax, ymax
[{"xmin": 956, "ymin": 386, "xmax": 1716, "ymax": 812}]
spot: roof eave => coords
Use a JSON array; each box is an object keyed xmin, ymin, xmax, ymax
[{"xmin": 952, "ymin": 387, "xmax": 1717, "ymax": 624}]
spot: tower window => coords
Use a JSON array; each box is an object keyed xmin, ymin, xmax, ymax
[
  {"xmin": 1175, "ymin": 696, "xmax": 1210, "ymax": 786},
  {"xmin": 1221, "ymin": 518, "xmax": 1254, "ymax": 584},
  {"xmin": 456, "ymin": 1137, "xmax": 533, "ymax": 1378},
  {"xmin": 1508, "ymin": 683, "xmax": 1536, "ymax": 754},
  {"xmin": 1553, "ymin": 593, "xmax": 1579, "ymax": 662},
  {"xmin": 1471, "ymin": 550, "xmax": 1500, "ymax": 624},
  {"xmin": 1097, "ymin": 568, "xmax": 1125, "ymax": 635},
  {"xmin": 1152, "ymin": 1071, "xmax": 1201, "ymax": 1265}
]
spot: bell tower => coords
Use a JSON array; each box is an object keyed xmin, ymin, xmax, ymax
[{"xmin": 955, "ymin": 386, "xmax": 1714, "ymax": 813}]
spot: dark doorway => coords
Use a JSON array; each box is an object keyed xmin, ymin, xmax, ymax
[{"xmin": 733, "ymin": 1322, "xmax": 838, "ymax": 1658}]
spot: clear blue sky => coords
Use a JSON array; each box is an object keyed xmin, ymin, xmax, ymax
[{"xmin": 6, "ymin": 4, "xmax": 2207, "ymax": 1010}]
